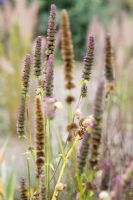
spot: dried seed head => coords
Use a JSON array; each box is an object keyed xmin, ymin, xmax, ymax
[
  {"xmin": 55, "ymin": 182, "xmax": 66, "ymax": 192},
  {"xmin": 17, "ymin": 96, "xmax": 26, "ymax": 137},
  {"xmin": 35, "ymin": 96, "xmax": 45, "ymax": 178},
  {"xmin": 88, "ymin": 80, "xmax": 105, "ymax": 170},
  {"xmin": 34, "ymin": 36, "xmax": 43, "ymax": 77},
  {"xmin": 82, "ymin": 35, "xmax": 95, "ymax": 81},
  {"xmin": 19, "ymin": 178, "xmax": 28, "ymax": 200},
  {"xmin": 44, "ymin": 54, "xmax": 54, "ymax": 97},
  {"xmin": 21, "ymin": 54, "xmax": 31, "ymax": 96},
  {"xmin": 105, "ymin": 34, "xmax": 114, "ymax": 83},
  {"xmin": 45, "ymin": 4, "xmax": 56, "ymax": 60},
  {"xmin": 65, "ymin": 95, "xmax": 75, "ymax": 104},
  {"xmin": 66, "ymin": 122, "xmax": 78, "ymax": 142},
  {"xmin": 61, "ymin": 9, "xmax": 75, "ymax": 90}
]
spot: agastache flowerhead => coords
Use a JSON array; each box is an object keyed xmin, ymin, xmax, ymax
[
  {"xmin": 34, "ymin": 36, "xmax": 43, "ymax": 77},
  {"xmin": 105, "ymin": 34, "xmax": 114, "ymax": 88},
  {"xmin": 21, "ymin": 54, "xmax": 31, "ymax": 96},
  {"xmin": 82, "ymin": 34, "xmax": 95, "ymax": 81},
  {"xmin": 45, "ymin": 4, "xmax": 56, "ymax": 61},
  {"xmin": 44, "ymin": 54, "xmax": 54, "ymax": 97},
  {"xmin": 88, "ymin": 80, "xmax": 105, "ymax": 170},
  {"xmin": 35, "ymin": 96, "xmax": 45, "ymax": 178},
  {"xmin": 19, "ymin": 178, "xmax": 28, "ymax": 200},
  {"xmin": 16, "ymin": 96, "xmax": 26, "ymax": 137},
  {"xmin": 61, "ymin": 9, "xmax": 75, "ymax": 91}
]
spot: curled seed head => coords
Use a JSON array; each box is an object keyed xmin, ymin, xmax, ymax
[
  {"xmin": 16, "ymin": 96, "xmax": 26, "ymax": 137},
  {"xmin": 19, "ymin": 178, "xmax": 28, "ymax": 200},
  {"xmin": 105, "ymin": 34, "xmax": 114, "ymax": 82},
  {"xmin": 21, "ymin": 54, "xmax": 31, "ymax": 96},
  {"xmin": 82, "ymin": 35, "xmax": 95, "ymax": 81},
  {"xmin": 34, "ymin": 36, "xmax": 43, "ymax": 77},
  {"xmin": 35, "ymin": 96, "xmax": 45, "ymax": 178},
  {"xmin": 61, "ymin": 9, "xmax": 75, "ymax": 90}
]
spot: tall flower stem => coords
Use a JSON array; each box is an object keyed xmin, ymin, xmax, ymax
[{"xmin": 51, "ymin": 135, "xmax": 80, "ymax": 200}]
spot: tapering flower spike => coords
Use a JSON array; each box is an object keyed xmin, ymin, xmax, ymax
[
  {"xmin": 77, "ymin": 115, "xmax": 94, "ymax": 174},
  {"xmin": 34, "ymin": 36, "xmax": 43, "ymax": 77},
  {"xmin": 19, "ymin": 178, "xmax": 28, "ymax": 200},
  {"xmin": 45, "ymin": 4, "xmax": 56, "ymax": 62},
  {"xmin": 44, "ymin": 54, "xmax": 54, "ymax": 97},
  {"xmin": 35, "ymin": 96, "xmax": 45, "ymax": 178},
  {"xmin": 82, "ymin": 35, "xmax": 95, "ymax": 81},
  {"xmin": 88, "ymin": 80, "xmax": 105, "ymax": 170},
  {"xmin": 105, "ymin": 34, "xmax": 114, "ymax": 83},
  {"xmin": 17, "ymin": 96, "xmax": 26, "ymax": 137},
  {"xmin": 21, "ymin": 54, "xmax": 31, "ymax": 96},
  {"xmin": 61, "ymin": 9, "xmax": 75, "ymax": 91}
]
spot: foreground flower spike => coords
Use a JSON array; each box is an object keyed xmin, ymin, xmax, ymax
[
  {"xmin": 21, "ymin": 54, "xmax": 31, "ymax": 96},
  {"xmin": 88, "ymin": 81, "xmax": 105, "ymax": 170},
  {"xmin": 17, "ymin": 96, "xmax": 26, "ymax": 137},
  {"xmin": 44, "ymin": 54, "xmax": 54, "ymax": 97},
  {"xmin": 35, "ymin": 96, "xmax": 45, "ymax": 178},
  {"xmin": 78, "ymin": 131, "xmax": 90, "ymax": 174},
  {"xmin": 61, "ymin": 9, "xmax": 75, "ymax": 91},
  {"xmin": 34, "ymin": 36, "xmax": 43, "ymax": 77},
  {"xmin": 105, "ymin": 34, "xmax": 114, "ymax": 83},
  {"xmin": 39, "ymin": 174, "xmax": 47, "ymax": 200},
  {"xmin": 20, "ymin": 178, "xmax": 28, "ymax": 200},
  {"xmin": 45, "ymin": 4, "xmax": 56, "ymax": 61},
  {"xmin": 82, "ymin": 35, "xmax": 95, "ymax": 81}
]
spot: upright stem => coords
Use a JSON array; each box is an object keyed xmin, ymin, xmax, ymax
[
  {"xmin": 47, "ymin": 119, "xmax": 51, "ymax": 200},
  {"xmin": 51, "ymin": 135, "xmax": 80, "ymax": 200}
]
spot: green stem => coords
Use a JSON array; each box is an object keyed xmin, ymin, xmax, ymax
[
  {"xmin": 51, "ymin": 135, "xmax": 80, "ymax": 200},
  {"xmin": 47, "ymin": 119, "xmax": 51, "ymax": 200}
]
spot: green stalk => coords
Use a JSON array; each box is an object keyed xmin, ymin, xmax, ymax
[{"xmin": 51, "ymin": 135, "xmax": 80, "ymax": 200}]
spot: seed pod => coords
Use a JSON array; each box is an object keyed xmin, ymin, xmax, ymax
[
  {"xmin": 17, "ymin": 96, "xmax": 26, "ymax": 137},
  {"xmin": 21, "ymin": 54, "xmax": 31, "ymax": 96},
  {"xmin": 34, "ymin": 36, "xmax": 43, "ymax": 77},
  {"xmin": 35, "ymin": 96, "xmax": 45, "ymax": 178}
]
